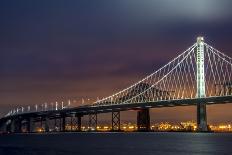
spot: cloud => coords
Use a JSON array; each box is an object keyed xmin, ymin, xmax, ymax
[{"xmin": 121, "ymin": 0, "xmax": 232, "ymax": 23}]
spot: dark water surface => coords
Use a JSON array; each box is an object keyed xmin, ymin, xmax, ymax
[{"xmin": 0, "ymin": 132, "xmax": 232, "ymax": 155}]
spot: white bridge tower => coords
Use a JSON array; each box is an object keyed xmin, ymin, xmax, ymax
[{"xmin": 196, "ymin": 37, "xmax": 208, "ymax": 132}]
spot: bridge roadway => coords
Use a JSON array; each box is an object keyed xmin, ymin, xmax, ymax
[{"xmin": 0, "ymin": 95, "xmax": 232, "ymax": 132}]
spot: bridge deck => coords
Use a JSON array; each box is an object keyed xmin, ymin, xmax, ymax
[{"xmin": 1, "ymin": 95, "xmax": 232, "ymax": 123}]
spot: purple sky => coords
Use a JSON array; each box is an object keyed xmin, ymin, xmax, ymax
[{"xmin": 1, "ymin": 0, "xmax": 232, "ymax": 123}]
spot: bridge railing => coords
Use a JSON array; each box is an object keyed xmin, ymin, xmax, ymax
[{"xmin": 4, "ymin": 100, "xmax": 73, "ymax": 118}]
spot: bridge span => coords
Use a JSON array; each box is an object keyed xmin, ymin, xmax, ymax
[
  {"xmin": 1, "ymin": 95, "xmax": 232, "ymax": 133},
  {"xmin": 1, "ymin": 37, "xmax": 232, "ymax": 133}
]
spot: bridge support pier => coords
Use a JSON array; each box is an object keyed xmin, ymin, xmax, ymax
[
  {"xmin": 62, "ymin": 116, "xmax": 66, "ymax": 132},
  {"xmin": 1, "ymin": 120, "xmax": 9, "ymax": 133},
  {"xmin": 5, "ymin": 121, "xmax": 11, "ymax": 133},
  {"xmin": 197, "ymin": 103, "xmax": 208, "ymax": 132},
  {"xmin": 26, "ymin": 118, "xmax": 34, "ymax": 133},
  {"xmin": 10, "ymin": 119, "xmax": 15, "ymax": 133},
  {"xmin": 70, "ymin": 115, "xmax": 73, "ymax": 131},
  {"xmin": 88, "ymin": 113, "xmax": 97, "ymax": 131},
  {"xmin": 13, "ymin": 118, "xmax": 22, "ymax": 133},
  {"xmin": 76, "ymin": 115, "xmax": 82, "ymax": 131},
  {"xmin": 137, "ymin": 109, "xmax": 150, "ymax": 131},
  {"xmin": 45, "ymin": 118, "xmax": 49, "ymax": 132},
  {"xmin": 59, "ymin": 117, "xmax": 62, "ymax": 131},
  {"xmin": 54, "ymin": 118, "xmax": 57, "ymax": 131},
  {"xmin": 112, "ymin": 111, "xmax": 120, "ymax": 131},
  {"xmin": 30, "ymin": 118, "xmax": 34, "ymax": 133},
  {"xmin": 40, "ymin": 118, "xmax": 43, "ymax": 131}
]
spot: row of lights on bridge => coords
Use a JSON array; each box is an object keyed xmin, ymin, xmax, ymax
[{"xmin": 5, "ymin": 98, "xmax": 98, "ymax": 117}]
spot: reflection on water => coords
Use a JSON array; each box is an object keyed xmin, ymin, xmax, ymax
[{"xmin": 0, "ymin": 132, "xmax": 232, "ymax": 155}]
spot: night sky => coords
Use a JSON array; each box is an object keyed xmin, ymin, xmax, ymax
[{"xmin": 1, "ymin": 0, "xmax": 232, "ymax": 123}]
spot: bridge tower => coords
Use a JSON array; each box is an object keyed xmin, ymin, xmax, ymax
[{"xmin": 196, "ymin": 37, "xmax": 208, "ymax": 132}]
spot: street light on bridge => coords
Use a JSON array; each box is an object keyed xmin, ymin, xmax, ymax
[
  {"xmin": 44, "ymin": 103, "xmax": 47, "ymax": 111},
  {"xmin": 51, "ymin": 102, "xmax": 54, "ymax": 110},
  {"xmin": 55, "ymin": 102, "xmax": 58, "ymax": 110},
  {"xmin": 35, "ymin": 104, "xmax": 38, "ymax": 112}
]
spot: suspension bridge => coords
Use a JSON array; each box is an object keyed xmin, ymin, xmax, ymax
[{"xmin": 1, "ymin": 37, "xmax": 232, "ymax": 133}]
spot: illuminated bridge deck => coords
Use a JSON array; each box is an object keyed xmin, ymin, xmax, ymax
[{"xmin": 1, "ymin": 95, "xmax": 232, "ymax": 123}]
